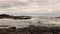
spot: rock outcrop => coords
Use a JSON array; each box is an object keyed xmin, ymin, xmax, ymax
[{"xmin": 0, "ymin": 14, "xmax": 31, "ymax": 20}]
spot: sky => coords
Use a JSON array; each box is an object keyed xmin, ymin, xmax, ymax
[{"xmin": 0, "ymin": 0, "xmax": 60, "ymax": 16}]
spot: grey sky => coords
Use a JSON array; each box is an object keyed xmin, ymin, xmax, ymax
[{"xmin": 0, "ymin": 0, "xmax": 60, "ymax": 16}]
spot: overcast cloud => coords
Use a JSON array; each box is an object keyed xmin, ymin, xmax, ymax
[{"xmin": 0, "ymin": 0, "xmax": 60, "ymax": 16}]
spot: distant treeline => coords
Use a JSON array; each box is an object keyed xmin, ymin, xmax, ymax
[{"xmin": 0, "ymin": 14, "xmax": 31, "ymax": 19}]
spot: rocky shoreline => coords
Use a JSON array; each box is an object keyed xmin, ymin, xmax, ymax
[{"xmin": 0, "ymin": 25, "xmax": 60, "ymax": 34}]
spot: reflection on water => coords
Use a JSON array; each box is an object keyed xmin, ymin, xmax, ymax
[{"xmin": 0, "ymin": 16, "xmax": 60, "ymax": 28}]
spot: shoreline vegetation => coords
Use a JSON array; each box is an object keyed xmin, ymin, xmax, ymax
[{"xmin": 0, "ymin": 14, "xmax": 31, "ymax": 20}]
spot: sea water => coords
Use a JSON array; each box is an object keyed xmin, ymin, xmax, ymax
[{"xmin": 0, "ymin": 17, "xmax": 60, "ymax": 28}]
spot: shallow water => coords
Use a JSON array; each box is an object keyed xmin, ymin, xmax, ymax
[{"xmin": 0, "ymin": 17, "xmax": 60, "ymax": 28}]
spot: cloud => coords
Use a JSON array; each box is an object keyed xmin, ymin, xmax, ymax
[{"xmin": 0, "ymin": 0, "xmax": 60, "ymax": 16}]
